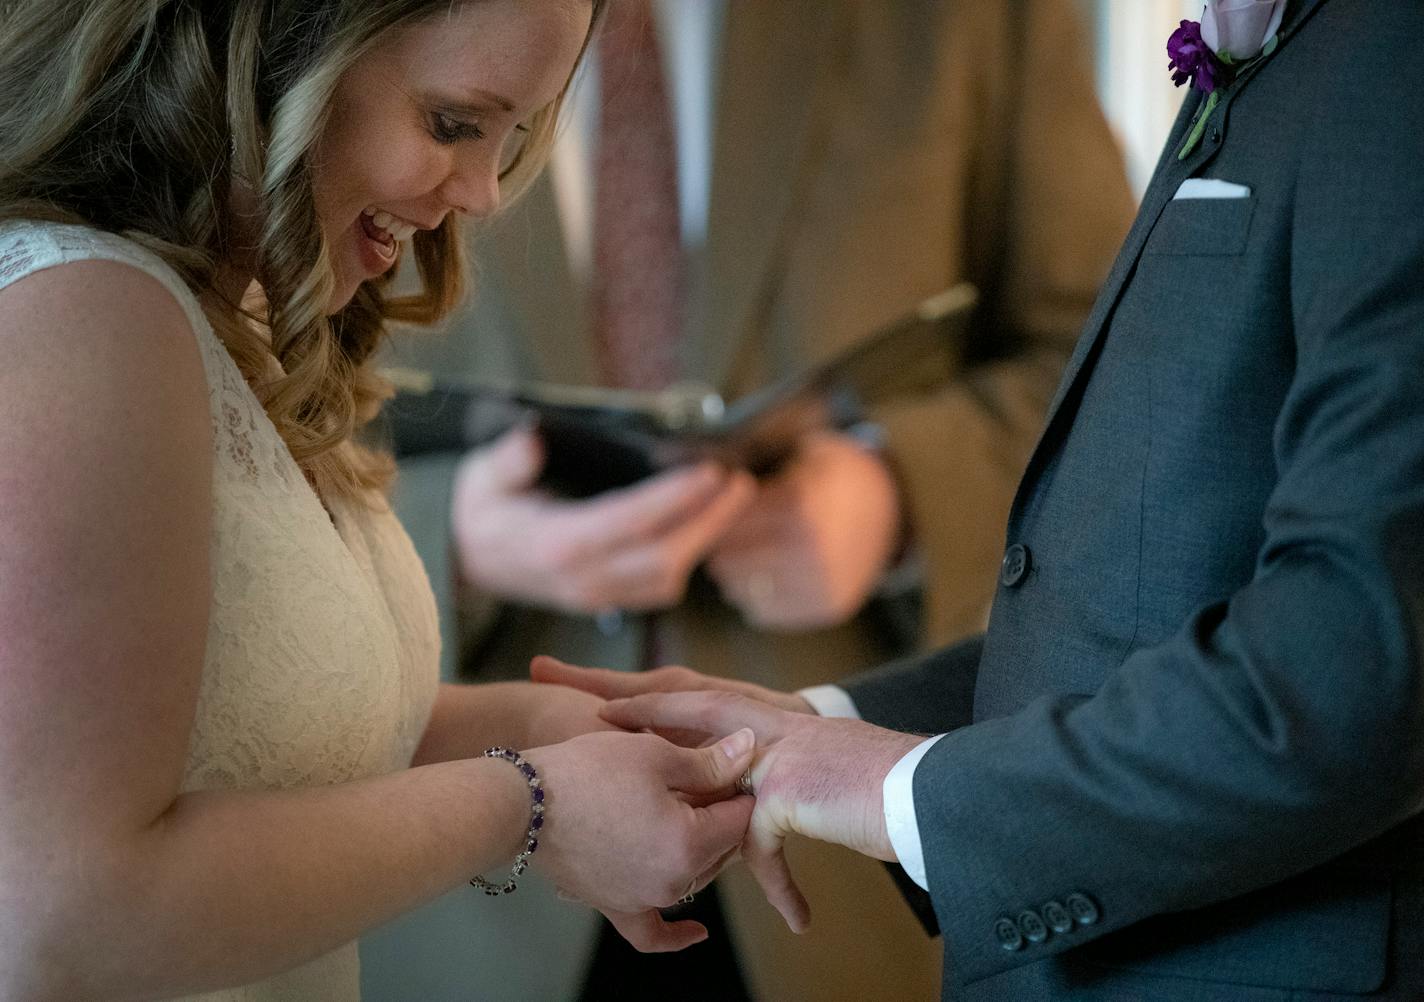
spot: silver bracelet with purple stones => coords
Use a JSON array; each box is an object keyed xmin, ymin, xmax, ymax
[{"xmin": 470, "ymin": 746, "xmax": 545, "ymax": 896}]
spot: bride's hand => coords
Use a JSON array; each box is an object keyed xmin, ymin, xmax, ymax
[
  {"xmin": 524, "ymin": 680, "xmax": 620, "ymax": 746},
  {"xmin": 531, "ymin": 654, "xmax": 815, "ymax": 718},
  {"xmin": 522, "ymin": 728, "xmax": 756, "ymax": 951},
  {"xmin": 599, "ymin": 692, "xmax": 923, "ymax": 935}
]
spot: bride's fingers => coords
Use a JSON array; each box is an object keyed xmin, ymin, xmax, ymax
[
  {"xmin": 602, "ymin": 907, "xmax": 708, "ymax": 953},
  {"xmin": 529, "ymin": 656, "xmax": 628, "ymax": 695},
  {"xmin": 743, "ymin": 808, "xmax": 811, "ymax": 934}
]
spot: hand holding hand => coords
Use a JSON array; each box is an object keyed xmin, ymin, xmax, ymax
[
  {"xmin": 524, "ymin": 728, "xmax": 757, "ymax": 951},
  {"xmin": 599, "ymin": 692, "xmax": 923, "ymax": 934},
  {"xmin": 707, "ymin": 431, "xmax": 903, "ymax": 630},
  {"xmin": 451, "ymin": 425, "xmax": 755, "ymax": 614}
]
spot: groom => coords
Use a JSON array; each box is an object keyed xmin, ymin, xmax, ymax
[{"xmin": 538, "ymin": 0, "xmax": 1424, "ymax": 997}]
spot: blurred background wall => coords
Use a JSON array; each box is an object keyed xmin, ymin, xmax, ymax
[{"xmin": 1090, "ymin": 0, "xmax": 1204, "ymax": 194}]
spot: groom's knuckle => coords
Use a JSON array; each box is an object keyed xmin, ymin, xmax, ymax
[{"xmin": 704, "ymin": 689, "xmax": 741, "ymax": 715}]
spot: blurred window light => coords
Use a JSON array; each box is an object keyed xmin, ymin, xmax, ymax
[{"xmin": 1092, "ymin": 0, "xmax": 1203, "ymax": 196}]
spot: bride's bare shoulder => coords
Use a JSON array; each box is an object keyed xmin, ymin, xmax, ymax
[{"xmin": 0, "ymin": 253, "xmax": 208, "ymax": 396}]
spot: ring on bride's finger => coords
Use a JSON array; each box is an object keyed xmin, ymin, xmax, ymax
[{"xmin": 735, "ymin": 770, "xmax": 754, "ymax": 797}]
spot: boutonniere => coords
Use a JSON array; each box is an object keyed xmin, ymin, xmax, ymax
[{"xmin": 1168, "ymin": 0, "xmax": 1286, "ymax": 159}]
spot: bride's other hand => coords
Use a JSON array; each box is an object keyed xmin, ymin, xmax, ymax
[
  {"xmin": 530, "ymin": 654, "xmax": 815, "ymax": 719},
  {"xmin": 524, "ymin": 681, "xmax": 620, "ymax": 746},
  {"xmin": 524, "ymin": 728, "xmax": 756, "ymax": 951}
]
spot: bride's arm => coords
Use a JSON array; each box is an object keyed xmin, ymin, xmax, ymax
[
  {"xmin": 412, "ymin": 680, "xmax": 619, "ymax": 766},
  {"xmin": 0, "ymin": 264, "xmax": 753, "ymax": 999}
]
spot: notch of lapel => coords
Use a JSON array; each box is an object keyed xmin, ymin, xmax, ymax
[
  {"xmin": 478, "ymin": 172, "xmax": 598, "ymax": 383},
  {"xmin": 687, "ymin": 2, "xmax": 839, "ymax": 389},
  {"xmin": 1015, "ymin": 0, "xmax": 1330, "ymax": 503}
]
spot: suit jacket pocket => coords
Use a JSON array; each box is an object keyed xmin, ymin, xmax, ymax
[
  {"xmin": 1143, "ymin": 197, "xmax": 1256, "ymax": 256},
  {"xmin": 1076, "ymin": 868, "xmax": 1392, "ymax": 994}
]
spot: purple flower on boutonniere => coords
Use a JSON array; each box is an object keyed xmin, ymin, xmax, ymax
[
  {"xmin": 1168, "ymin": 20, "xmax": 1226, "ymax": 94},
  {"xmin": 1169, "ymin": 0, "xmax": 1287, "ymax": 159}
]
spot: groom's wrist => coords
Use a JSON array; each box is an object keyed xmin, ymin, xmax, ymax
[{"xmin": 881, "ymin": 734, "xmax": 946, "ymax": 889}]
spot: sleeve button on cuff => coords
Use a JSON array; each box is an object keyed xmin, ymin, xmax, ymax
[
  {"xmin": 1066, "ymin": 892, "xmax": 1101, "ymax": 926},
  {"xmin": 994, "ymin": 916, "xmax": 1025, "ymax": 952},
  {"xmin": 1042, "ymin": 900, "xmax": 1074, "ymax": 934},
  {"xmin": 1017, "ymin": 909, "xmax": 1050, "ymax": 944}
]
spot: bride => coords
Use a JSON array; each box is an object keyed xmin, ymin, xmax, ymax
[{"xmin": 0, "ymin": 1, "xmax": 756, "ymax": 999}]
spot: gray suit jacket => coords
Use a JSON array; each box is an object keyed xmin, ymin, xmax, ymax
[{"xmin": 847, "ymin": 1, "xmax": 1424, "ymax": 998}]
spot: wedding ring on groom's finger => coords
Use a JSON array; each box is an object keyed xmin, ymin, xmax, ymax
[{"xmin": 735, "ymin": 770, "xmax": 755, "ymax": 797}]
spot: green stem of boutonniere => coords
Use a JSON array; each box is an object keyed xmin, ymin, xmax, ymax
[
  {"xmin": 1178, "ymin": 90, "xmax": 1221, "ymax": 161},
  {"xmin": 1175, "ymin": 34, "xmax": 1280, "ymax": 161}
]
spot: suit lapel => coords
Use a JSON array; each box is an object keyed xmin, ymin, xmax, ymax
[
  {"xmin": 1018, "ymin": 0, "xmax": 1329, "ymax": 497},
  {"xmin": 479, "ymin": 172, "xmax": 598, "ymax": 382},
  {"xmin": 686, "ymin": 1, "xmax": 839, "ymax": 388}
]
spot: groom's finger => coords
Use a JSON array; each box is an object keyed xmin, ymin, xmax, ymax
[
  {"xmin": 744, "ymin": 807, "xmax": 812, "ymax": 934},
  {"xmin": 602, "ymin": 907, "xmax": 708, "ymax": 953}
]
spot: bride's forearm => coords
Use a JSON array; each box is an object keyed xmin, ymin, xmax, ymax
[
  {"xmin": 7, "ymin": 758, "xmax": 528, "ymax": 1001},
  {"xmin": 412, "ymin": 680, "xmax": 615, "ymax": 766},
  {"xmin": 411, "ymin": 681, "xmax": 542, "ymax": 765}
]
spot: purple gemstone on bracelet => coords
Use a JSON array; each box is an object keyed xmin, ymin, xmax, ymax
[
  {"xmin": 527, "ymin": 838, "xmax": 539, "ymax": 853},
  {"xmin": 531, "ymin": 815, "xmax": 543, "ymax": 830},
  {"xmin": 533, "ymin": 789, "xmax": 545, "ymax": 803},
  {"xmin": 520, "ymin": 762, "xmax": 536, "ymax": 777}
]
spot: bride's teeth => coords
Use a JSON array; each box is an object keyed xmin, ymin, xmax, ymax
[{"xmin": 372, "ymin": 210, "xmax": 394, "ymax": 231}]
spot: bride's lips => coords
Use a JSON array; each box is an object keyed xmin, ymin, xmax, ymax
[{"xmin": 355, "ymin": 208, "xmax": 418, "ymax": 278}]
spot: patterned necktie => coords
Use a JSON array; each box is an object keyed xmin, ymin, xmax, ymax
[{"xmin": 590, "ymin": 0, "xmax": 684, "ymax": 391}]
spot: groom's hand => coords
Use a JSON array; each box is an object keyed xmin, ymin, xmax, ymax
[
  {"xmin": 600, "ymin": 692, "xmax": 923, "ymax": 934},
  {"xmin": 531, "ymin": 654, "xmax": 816, "ymax": 717},
  {"xmin": 524, "ymin": 728, "xmax": 756, "ymax": 951}
]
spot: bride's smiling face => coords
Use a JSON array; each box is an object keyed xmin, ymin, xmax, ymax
[{"xmin": 312, "ymin": 0, "xmax": 591, "ymax": 313}]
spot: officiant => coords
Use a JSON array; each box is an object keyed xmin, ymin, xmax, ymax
[{"xmin": 364, "ymin": 1, "xmax": 1132, "ymax": 999}]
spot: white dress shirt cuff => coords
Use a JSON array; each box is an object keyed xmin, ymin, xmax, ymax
[
  {"xmin": 796, "ymin": 684, "xmax": 861, "ymax": 719},
  {"xmin": 883, "ymin": 733, "xmax": 947, "ymax": 891}
]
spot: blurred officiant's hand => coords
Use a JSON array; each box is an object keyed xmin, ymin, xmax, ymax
[
  {"xmin": 451, "ymin": 424, "xmax": 755, "ymax": 613},
  {"xmin": 708, "ymin": 431, "xmax": 903, "ymax": 630}
]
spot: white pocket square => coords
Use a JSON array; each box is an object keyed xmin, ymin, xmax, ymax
[{"xmin": 1173, "ymin": 178, "xmax": 1252, "ymax": 200}]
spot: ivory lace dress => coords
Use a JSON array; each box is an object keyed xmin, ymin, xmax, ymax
[{"xmin": 0, "ymin": 220, "xmax": 441, "ymax": 1001}]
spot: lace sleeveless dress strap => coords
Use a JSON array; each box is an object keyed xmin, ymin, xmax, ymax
[{"xmin": 0, "ymin": 219, "xmax": 441, "ymax": 1002}]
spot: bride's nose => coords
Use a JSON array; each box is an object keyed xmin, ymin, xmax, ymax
[{"xmin": 440, "ymin": 155, "xmax": 501, "ymax": 219}]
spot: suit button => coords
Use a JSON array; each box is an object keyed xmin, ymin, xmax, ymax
[
  {"xmin": 994, "ymin": 916, "xmax": 1024, "ymax": 952},
  {"xmin": 1000, "ymin": 543, "xmax": 1031, "ymax": 587},
  {"xmin": 1042, "ymin": 900, "xmax": 1074, "ymax": 934},
  {"xmin": 1017, "ymin": 909, "xmax": 1049, "ymax": 944},
  {"xmin": 1066, "ymin": 892, "xmax": 1101, "ymax": 926}
]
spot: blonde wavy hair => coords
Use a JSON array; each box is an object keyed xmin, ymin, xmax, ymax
[{"xmin": 0, "ymin": 0, "xmax": 600, "ymax": 502}]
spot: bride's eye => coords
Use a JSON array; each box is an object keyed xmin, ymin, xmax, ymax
[{"xmin": 430, "ymin": 112, "xmax": 486, "ymax": 145}]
